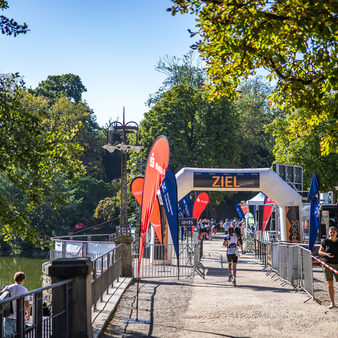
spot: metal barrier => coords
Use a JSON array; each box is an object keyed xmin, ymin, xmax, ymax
[
  {"xmin": 133, "ymin": 243, "xmax": 201, "ymax": 278},
  {"xmin": 0, "ymin": 279, "xmax": 73, "ymax": 338},
  {"xmin": 91, "ymin": 244, "xmax": 123, "ymax": 311},
  {"xmin": 257, "ymin": 240, "xmax": 317, "ymax": 301}
]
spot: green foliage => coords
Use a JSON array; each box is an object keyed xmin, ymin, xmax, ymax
[
  {"xmin": 32, "ymin": 74, "xmax": 87, "ymax": 103},
  {"xmin": 169, "ymin": 0, "xmax": 337, "ymax": 155},
  {"xmin": 266, "ymin": 109, "xmax": 338, "ymax": 193},
  {"xmin": 0, "ymin": 1, "xmax": 28, "ymax": 36},
  {"xmin": 0, "ymin": 74, "xmax": 85, "ymax": 245}
]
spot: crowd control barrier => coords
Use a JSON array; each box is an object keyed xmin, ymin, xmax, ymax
[{"xmin": 255, "ymin": 240, "xmax": 321, "ymax": 302}]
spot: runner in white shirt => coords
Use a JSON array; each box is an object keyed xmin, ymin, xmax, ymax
[{"xmin": 223, "ymin": 227, "xmax": 242, "ymax": 286}]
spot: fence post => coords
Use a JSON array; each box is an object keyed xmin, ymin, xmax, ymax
[{"xmin": 49, "ymin": 258, "xmax": 93, "ymax": 338}]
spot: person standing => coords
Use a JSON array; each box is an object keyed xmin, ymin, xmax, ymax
[
  {"xmin": 3, "ymin": 272, "xmax": 30, "ymax": 337},
  {"xmin": 223, "ymin": 227, "xmax": 242, "ymax": 286},
  {"xmin": 318, "ymin": 225, "xmax": 338, "ymax": 309}
]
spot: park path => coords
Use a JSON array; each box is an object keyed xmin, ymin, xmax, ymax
[{"xmin": 102, "ymin": 234, "xmax": 337, "ymax": 337}]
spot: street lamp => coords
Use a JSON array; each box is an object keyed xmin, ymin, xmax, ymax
[{"xmin": 103, "ymin": 107, "xmax": 144, "ymax": 235}]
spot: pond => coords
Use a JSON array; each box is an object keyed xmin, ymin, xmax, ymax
[{"xmin": 0, "ymin": 257, "xmax": 48, "ymax": 291}]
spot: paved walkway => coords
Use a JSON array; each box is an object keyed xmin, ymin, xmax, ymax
[{"xmin": 100, "ymin": 233, "xmax": 337, "ymax": 337}]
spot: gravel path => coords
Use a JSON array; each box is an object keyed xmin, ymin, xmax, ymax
[{"xmin": 102, "ymin": 234, "xmax": 338, "ymax": 337}]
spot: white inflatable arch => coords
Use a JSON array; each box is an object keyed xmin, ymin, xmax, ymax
[{"xmin": 175, "ymin": 167, "xmax": 303, "ymax": 241}]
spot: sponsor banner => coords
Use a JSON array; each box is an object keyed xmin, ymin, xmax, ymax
[
  {"xmin": 160, "ymin": 167, "xmax": 179, "ymax": 259},
  {"xmin": 262, "ymin": 197, "xmax": 275, "ymax": 234},
  {"xmin": 139, "ymin": 136, "xmax": 169, "ymax": 277},
  {"xmin": 193, "ymin": 172, "xmax": 260, "ymax": 188},
  {"xmin": 307, "ymin": 172, "xmax": 320, "ymax": 251},
  {"xmin": 130, "ymin": 177, "xmax": 163, "ymax": 243},
  {"xmin": 285, "ymin": 206, "xmax": 300, "ymax": 242},
  {"xmin": 192, "ymin": 192, "xmax": 209, "ymax": 220},
  {"xmin": 179, "ymin": 194, "xmax": 193, "ymax": 218},
  {"xmin": 178, "ymin": 218, "xmax": 198, "ymax": 227},
  {"xmin": 235, "ymin": 204, "xmax": 245, "ymax": 219},
  {"xmin": 178, "ymin": 205, "xmax": 184, "ymax": 218},
  {"xmin": 240, "ymin": 200, "xmax": 249, "ymax": 215}
]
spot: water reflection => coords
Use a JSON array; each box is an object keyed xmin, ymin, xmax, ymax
[{"xmin": 0, "ymin": 257, "xmax": 47, "ymax": 290}]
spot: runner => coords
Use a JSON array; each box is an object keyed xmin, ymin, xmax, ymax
[{"xmin": 223, "ymin": 227, "xmax": 242, "ymax": 286}]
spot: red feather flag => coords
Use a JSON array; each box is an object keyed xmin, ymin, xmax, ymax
[
  {"xmin": 138, "ymin": 136, "xmax": 169, "ymax": 277},
  {"xmin": 192, "ymin": 192, "xmax": 209, "ymax": 219},
  {"xmin": 130, "ymin": 177, "xmax": 163, "ymax": 243}
]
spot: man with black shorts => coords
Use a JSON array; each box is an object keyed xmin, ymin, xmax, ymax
[{"xmin": 223, "ymin": 227, "xmax": 242, "ymax": 286}]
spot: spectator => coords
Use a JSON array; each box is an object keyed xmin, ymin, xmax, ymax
[
  {"xmin": 318, "ymin": 225, "xmax": 338, "ymax": 309},
  {"xmin": 2, "ymin": 272, "xmax": 30, "ymax": 337}
]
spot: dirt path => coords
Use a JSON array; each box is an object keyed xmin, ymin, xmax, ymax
[{"xmin": 102, "ymin": 234, "xmax": 338, "ymax": 337}]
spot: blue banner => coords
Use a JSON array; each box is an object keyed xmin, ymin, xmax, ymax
[
  {"xmin": 179, "ymin": 194, "xmax": 193, "ymax": 218},
  {"xmin": 235, "ymin": 204, "xmax": 245, "ymax": 219},
  {"xmin": 307, "ymin": 172, "xmax": 320, "ymax": 251},
  {"xmin": 178, "ymin": 205, "xmax": 184, "ymax": 218},
  {"xmin": 160, "ymin": 167, "xmax": 179, "ymax": 259}
]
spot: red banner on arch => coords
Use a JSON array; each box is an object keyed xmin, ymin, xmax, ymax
[
  {"xmin": 138, "ymin": 136, "xmax": 169, "ymax": 277},
  {"xmin": 130, "ymin": 177, "xmax": 162, "ymax": 244}
]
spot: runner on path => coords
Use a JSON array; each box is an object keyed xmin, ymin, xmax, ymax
[{"xmin": 223, "ymin": 227, "xmax": 242, "ymax": 286}]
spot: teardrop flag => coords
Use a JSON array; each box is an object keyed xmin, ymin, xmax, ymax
[
  {"xmin": 138, "ymin": 136, "xmax": 169, "ymax": 277},
  {"xmin": 130, "ymin": 177, "xmax": 163, "ymax": 243},
  {"xmin": 192, "ymin": 192, "xmax": 209, "ymax": 219},
  {"xmin": 160, "ymin": 167, "xmax": 179, "ymax": 259},
  {"xmin": 262, "ymin": 196, "xmax": 275, "ymax": 234}
]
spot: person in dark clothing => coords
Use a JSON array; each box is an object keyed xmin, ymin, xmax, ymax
[{"xmin": 318, "ymin": 225, "xmax": 338, "ymax": 309}]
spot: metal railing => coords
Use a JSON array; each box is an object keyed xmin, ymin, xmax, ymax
[
  {"xmin": 0, "ymin": 279, "xmax": 73, "ymax": 338},
  {"xmin": 133, "ymin": 243, "xmax": 201, "ymax": 278},
  {"xmin": 256, "ymin": 240, "xmax": 318, "ymax": 301},
  {"xmin": 91, "ymin": 244, "xmax": 123, "ymax": 311}
]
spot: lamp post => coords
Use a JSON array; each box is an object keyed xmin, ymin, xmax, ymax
[{"xmin": 103, "ymin": 107, "xmax": 144, "ymax": 235}]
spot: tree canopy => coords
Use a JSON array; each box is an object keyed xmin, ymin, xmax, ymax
[
  {"xmin": 32, "ymin": 74, "xmax": 87, "ymax": 103},
  {"xmin": 0, "ymin": 1, "xmax": 28, "ymax": 36},
  {"xmin": 0, "ymin": 74, "xmax": 86, "ymax": 244},
  {"xmin": 169, "ymin": 0, "xmax": 337, "ymax": 155}
]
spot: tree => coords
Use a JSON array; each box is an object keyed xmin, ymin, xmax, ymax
[
  {"xmin": 234, "ymin": 77, "xmax": 276, "ymax": 168},
  {"xmin": 0, "ymin": 74, "xmax": 85, "ymax": 245},
  {"xmin": 169, "ymin": 1, "xmax": 337, "ymax": 155},
  {"xmin": 32, "ymin": 74, "xmax": 87, "ymax": 103},
  {"xmin": 266, "ymin": 110, "xmax": 338, "ymax": 193},
  {"xmin": 0, "ymin": 1, "xmax": 28, "ymax": 36}
]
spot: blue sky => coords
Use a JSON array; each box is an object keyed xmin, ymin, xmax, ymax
[{"xmin": 1, "ymin": 0, "xmax": 197, "ymax": 126}]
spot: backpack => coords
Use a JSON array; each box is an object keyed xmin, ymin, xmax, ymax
[{"xmin": 0, "ymin": 286, "xmax": 13, "ymax": 317}]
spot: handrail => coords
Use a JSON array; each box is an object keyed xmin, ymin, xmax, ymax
[{"xmin": 0, "ymin": 278, "xmax": 74, "ymax": 304}]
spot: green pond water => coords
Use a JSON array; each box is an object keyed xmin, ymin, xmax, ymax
[{"xmin": 0, "ymin": 257, "xmax": 48, "ymax": 291}]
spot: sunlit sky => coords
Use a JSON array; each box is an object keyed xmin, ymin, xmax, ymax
[{"xmin": 1, "ymin": 0, "xmax": 197, "ymax": 126}]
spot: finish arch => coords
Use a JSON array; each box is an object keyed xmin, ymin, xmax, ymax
[{"xmin": 175, "ymin": 167, "xmax": 303, "ymax": 241}]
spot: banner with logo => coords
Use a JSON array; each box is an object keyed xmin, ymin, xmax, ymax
[
  {"xmin": 178, "ymin": 205, "xmax": 184, "ymax": 218},
  {"xmin": 160, "ymin": 167, "xmax": 179, "ymax": 259},
  {"xmin": 192, "ymin": 192, "xmax": 209, "ymax": 219},
  {"xmin": 130, "ymin": 177, "xmax": 163, "ymax": 243},
  {"xmin": 179, "ymin": 194, "xmax": 193, "ymax": 218},
  {"xmin": 240, "ymin": 200, "xmax": 249, "ymax": 216},
  {"xmin": 138, "ymin": 136, "xmax": 169, "ymax": 277},
  {"xmin": 307, "ymin": 172, "xmax": 320, "ymax": 251},
  {"xmin": 262, "ymin": 196, "xmax": 275, "ymax": 235},
  {"xmin": 235, "ymin": 204, "xmax": 245, "ymax": 219}
]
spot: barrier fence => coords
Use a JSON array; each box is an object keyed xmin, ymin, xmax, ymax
[
  {"xmin": 254, "ymin": 239, "xmax": 338, "ymax": 303},
  {"xmin": 133, "ymin": 242, "xmax": 202, "ymax": 279}
]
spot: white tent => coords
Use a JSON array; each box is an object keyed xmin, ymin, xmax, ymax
[{"xmin": 247, "ymin": 192, "xmax": 266, "ymax": 205}]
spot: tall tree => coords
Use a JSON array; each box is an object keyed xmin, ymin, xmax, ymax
[
  {"xmin": 0, "ymin": 74, "xmax": 85, "ymax": 244},
  {"xmin": 169, "ymin": 0, "xmax": 337, "ymax": 155},
  {"xmin": 32, "ymin": 74, "xmax": 87, "ymax": 103}
]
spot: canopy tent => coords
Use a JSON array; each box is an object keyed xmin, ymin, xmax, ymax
[{"xmin": 247, "ymin": 192, "xmax": 266, "ymax": 205}]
